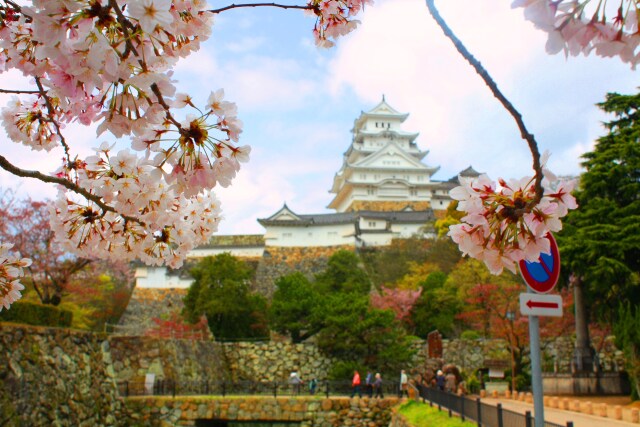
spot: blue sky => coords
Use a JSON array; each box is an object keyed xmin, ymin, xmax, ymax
[{"xmin": 0, "ymin": 0, "xmax": 637, "ymax": 235}]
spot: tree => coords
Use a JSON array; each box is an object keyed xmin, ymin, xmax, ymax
[
  {"xmin": 370, "ymin": 286, "xmax": 422, "ymax": 328},
  {"xmin": 0, "ymin": 190, "xmax": 91, "ymax": 306},
  {"xmin": 183, "ymin": 253, "xmax": 268, "ymax": 340},
  {"xmin": 315, "ymin": 291, "xmax": 416, "ymax": 375},
  {"xmin": 410, "ymin": 271, "xmax": 462, "ymax": 338},
  {"xmin": 558, "ymin": 91, "xmax": 640, "ymax": 376},
  {"xmin": 457, "ymin": 282, "xmax": 574, "ymax": 391},
  {"xmin": 315, "ymin": 250, "xmax": 371, "ymax": 295},
  {"xmin": 269, "ymin": 272, "xmax": 321, "ymax": 343},
  {"xmin": 614, "ymin": 303, "xmax": 640, "ymax": 399}
]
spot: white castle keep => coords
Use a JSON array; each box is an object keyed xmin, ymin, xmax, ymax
[{"xmin": 135, "ymin": 97, "xmax": 479, "ymax": 289}]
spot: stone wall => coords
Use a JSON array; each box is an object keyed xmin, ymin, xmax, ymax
[
  {"xmin": 125, "ymin": 396, "xmax": 400, "ymax": 427},
  {"xmin": 221, "ymin": 341, "xmax": 336, "ymax": 383},
  {"xmin": 0, "ymin": 323, "xmax": 125, "ymax": 427},
  {"xmin": 117, "ymin": 288, "xmax": 189, "ymax": 334},
  {"xmin": 254, "ymin": 246, "xmax": 352, "ymax": 297},
  {"xmin": 109, "ymin": 336, "xmax": 228, "ymax": 383},
  {"xmin": 441, "ymin": 337, "xmax": 625, "ymax": 375},
  {"xmin": 347, "ymin": 201, "xmax": 432, "ymax": 212}
]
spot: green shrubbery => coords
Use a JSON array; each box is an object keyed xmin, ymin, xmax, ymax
[{"xmin": 0, "ymin": 301, "xmax": 73, "ymax": 327}]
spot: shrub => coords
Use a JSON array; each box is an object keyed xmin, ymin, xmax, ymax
[{"xmin": 0, "ymin": 301, "xmax": 73, "ymax": 327}]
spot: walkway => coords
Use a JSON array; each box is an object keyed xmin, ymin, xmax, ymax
[{"xmin": 482, "ymin": 397, "xmax": 638, "ymax": 427}]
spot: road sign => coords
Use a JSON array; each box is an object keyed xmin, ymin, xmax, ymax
[
  {"xmin": 519, "ymin": 293, "xmax": 563, "ymax": 317},
  {"xmin": 519, "ymin": 233, "xmax": 560, "ymax": 294}
]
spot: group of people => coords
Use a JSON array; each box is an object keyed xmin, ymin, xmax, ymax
[
  {"xmin": 288, "ymin": 368, "xmax": 413, "ymax": 398},
  {"xmin": 351, "ymin": 369, "xmax": 410, "ymax": 399},
  {"xmin": 288, "ymin": 372, "xmax": 318, "ymax": 395}
]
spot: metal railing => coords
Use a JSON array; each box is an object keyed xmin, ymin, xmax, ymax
[
  {"xmin": 417, "ymin": 385, "xmax": 573, "ymax": 427},
  {"xmin": 117, "ymin": 378, "xmax": 405, "ymax": 399}
]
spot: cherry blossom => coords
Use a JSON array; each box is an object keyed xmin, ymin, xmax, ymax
[
  {"xmin": 0, "ymin": 244, "xmax": 31, "ymax": 311},
  {"xmin": 308, "ymin": 0, "xmax": 373, "ymax": 47},
  {"xmin": 448, "ymin": 157, "xmax": 578, "ymax": 275},
  {"xmin": 512, "ymin": 0, "xmax": 640, "ymax": 68}
]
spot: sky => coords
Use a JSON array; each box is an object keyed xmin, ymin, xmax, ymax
[{"xmin": 0, "ymin": 0, "xmax": 637, "ymax": 235}]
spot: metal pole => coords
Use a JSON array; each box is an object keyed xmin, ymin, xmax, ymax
[{"xmin": 529, "ymin": 313, "xmax": 545, "ymax": 427}]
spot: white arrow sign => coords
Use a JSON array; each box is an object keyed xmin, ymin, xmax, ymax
[{"xmin": 519, "ymin": 293, "xmax": 563, "ymax": 317}]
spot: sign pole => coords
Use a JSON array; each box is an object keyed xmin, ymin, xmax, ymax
[{"xmin": 528, "ymin": 288, "xmax": 545, "ymax": 427}]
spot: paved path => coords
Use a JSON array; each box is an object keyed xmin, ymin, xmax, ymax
[{"xmin": 482, "ymin": 397, "xmax": 637, "ymax": 427}]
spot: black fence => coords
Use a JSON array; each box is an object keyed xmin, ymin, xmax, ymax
[
  {"xmin": 117, "ymin": 378, "xmax": 404, "ymax": 399},
  {"xmin": 417, "ymin": 385, "xmax": 573, "ymax": 427}
]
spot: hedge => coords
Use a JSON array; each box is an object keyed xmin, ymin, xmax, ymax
[{"xmin": 0, "ymin": 301, "xmax": 73, "ymax": 327}]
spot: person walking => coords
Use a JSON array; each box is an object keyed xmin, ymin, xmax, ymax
[
  {"xmin": 308, "ymin": 377, "xmax": 318, "ymax": 395},
  {"xmin": 399, "ymin": 369, "xmax": 409, "ymax": 398},
  {"xmin": 436, "ymin": 369, "xmax": 446, "ymax": 391},
  {"xmin": 351, "ymin": 370, "xmax": 362, "ymax": 398},
  {"xmin": 365, "ymin": 371, "xmax": 373, "ymax": 398},
  {"xmin": 289, "ymin": 371, "xmax": 302, "ymax": 395},
  {"xmin": 373, "ymin": 373, "xmax": 384, "ymax": 399}
]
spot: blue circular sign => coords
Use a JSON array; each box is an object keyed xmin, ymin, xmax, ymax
[{"xmin": 518, "ymin": 233, "xmax": 560, "ymax": 294}]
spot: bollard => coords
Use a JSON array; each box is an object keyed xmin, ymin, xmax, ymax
[
  {"xmin": 492, "ymin": 390, "xmax": 498, "ymax": 398},
  {"xmin": 480, "ymin": 389, "xmax": 487, "ymax": 398},
  {"xmin": 504, "ymin": 390, "xmax": 511, "ymax": 399},
  {"xmin": 613, "ymin": 405, "xmax": 623, "ymax": 420},
  {"xmin": 595, "ymin": 403, "xmax": 607, "ymax": 417},
  {"xmin": 525, "ymin": 392, "xmax": 533, "ymax": 404},
  {"xmin": 570, "ymin": 400, "xmax": 580, "ymax": 412},
  {"xmin": 561, "ymin": 398, "xmax": 570, "ymax": 410},
  {"xmin": 581, "ymin": 401, "xmax": 593, "ymax": 415}
]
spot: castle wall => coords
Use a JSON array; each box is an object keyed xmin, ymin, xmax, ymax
[
  {"xmin": 254, "ymin": 245, "xmax": 353, "ymax": 297},
  {"xmin": 0, "ymin": 323, "xmax": 125, "ymax": 427}
]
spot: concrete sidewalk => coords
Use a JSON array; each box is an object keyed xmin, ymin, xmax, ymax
[{"xmin": 482, "ymin": 397, "xmax": 638, "ymax": 427}]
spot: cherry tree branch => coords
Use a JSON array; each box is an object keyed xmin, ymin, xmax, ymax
[
  {"xmin": 425, "ymin": 0, "xmax": 544, "ymax": 206},
  {"xmin": 0, "ymin": 88, "xmax": 40, "ymax": 94},
  {"xmin": 34, "ymin": 77, "xmax": 72, "ymax": 162},
  {"xmin": 0, "ymin": 154, "xmax": 141, "ymax": 224},
  {"xmin": 209, "ymin": 3, "xmax": 314, "ymax": 14}
]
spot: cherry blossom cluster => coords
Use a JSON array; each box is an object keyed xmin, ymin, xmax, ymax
[
  {"xmin": 448, "ymin": 156, "xmax": 578, "ymax": 275},
  {"xmin": 512, "ymin": 0, "xmax": 640, "ymax": 67},
  {"xmin": 309, "ymin": 0, "xmax": 373, "ymax": 47},
  {"xmin": 0, "ymin": 244, "xmax": 31, "ymax": 311},
  {"xmin": 0, "ymin": 0, "xmax": 251, "ymax": 277}
]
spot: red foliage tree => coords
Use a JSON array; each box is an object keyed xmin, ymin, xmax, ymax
[
  {"xmin": 0, "ymin": 189, "xmax": 91, "ymax": 305},
  {"xmin": 370, "ymin": 286, "xmax": 422, "ymax": 328},
  {"xmin": 458, "ymin": 282, "xmax": 574, "ymax": 388},
  {"xmin": 146, "ymin": 313, "xmax": 211, "ymax": 341}
]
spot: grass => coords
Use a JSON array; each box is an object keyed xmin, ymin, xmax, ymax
[{"xmin": 397, "ymin": 400, "xmax": 476, "ymax": 427}]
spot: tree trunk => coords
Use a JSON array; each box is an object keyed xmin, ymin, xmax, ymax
[{"xmin": 572, "ymin": 276, "xmax": 596, "ymax": 373}]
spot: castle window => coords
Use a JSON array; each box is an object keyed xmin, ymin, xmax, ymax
[
  {"xmin": 368, "ymin": 221, "xmax": 376, "ymax": 227},
  {"xmin": 282, "ymin": 232, "xmax": 292, "ymax": 239}
]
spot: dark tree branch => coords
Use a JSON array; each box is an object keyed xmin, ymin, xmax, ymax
[
  {"xmin": 34, "ymin": 77, "xmax": 72, "ymax": 161},
  {"xmin": 0, "ymin": 88, "xmax": 40, "ymax": 94},
  {"xmin": 0, "ymin": 154, "xmax": 142, "ymax": 224},
  {"xmin": 208, "ymin": 2, "xmax": 314, "ymax": 14},
  {"xmin": 425, "ymin": 0, "xmax": 544, "ymax": 207}
]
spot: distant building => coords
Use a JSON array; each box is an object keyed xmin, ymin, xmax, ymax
[{"xmin": 135, "ymin": 97, "xmax": 480, "ymax": 289}]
